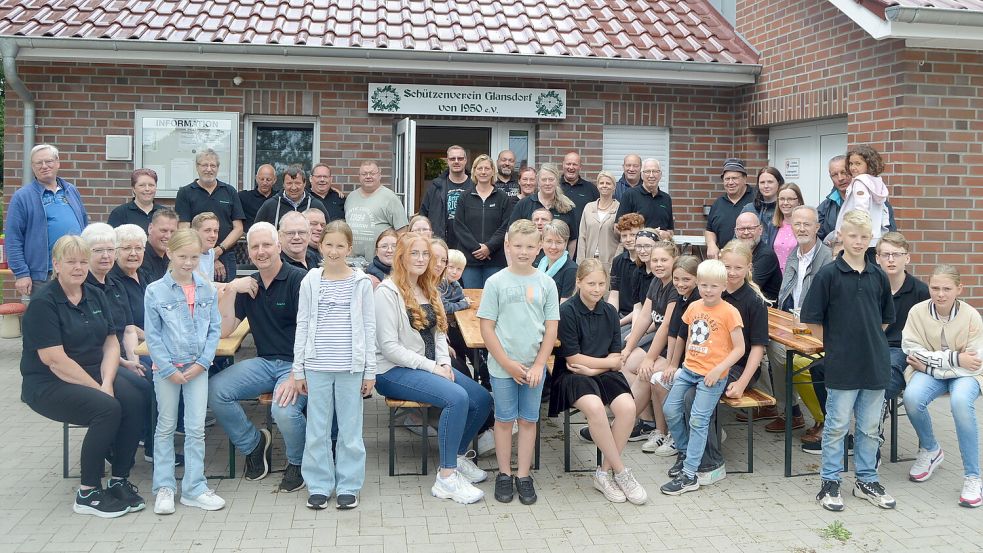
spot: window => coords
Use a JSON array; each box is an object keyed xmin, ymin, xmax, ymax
[
  {"xmin": 708, "ymin": 0, "xmax": 736, "ymax": 26},
  {"xmin": 244, "ymin": 116, "xmax": 319, "ymax": 189},
  {"xmin": 602, "ymin": 126, "xmax": 671, "ymax": 192}
]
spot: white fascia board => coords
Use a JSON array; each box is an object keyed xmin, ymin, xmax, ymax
[
  {"xmin": 829, "ymin": 0, "xmax": 983, "ymax": 49},
  {"xmin": 7, "ymin": 39, "xmax": 759, "ymax": 86}
]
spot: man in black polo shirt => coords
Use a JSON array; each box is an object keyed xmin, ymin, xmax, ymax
[
  {"xmin": 254, "ymin": 165, "xmax": 329, "ymax": 228},
  {"xmin": 308, "ymin": 163, "xmax": 346, "ymax": 222},
  {"xmin": 239, "ymin": 164, "xmax": 278, "ymax": 233},
  {"xmin": 560, "ymin": 151, "xmax": 599, "ymax": 233},
  {"xmin": 175, "ymin": 148, "xmax": 245, "ymax": 282},
  {"xmin": 304, "ymin": 208, "xmax": 326, "ymax": 267},
  {"xmin": 210, "ymin": 221, "xmax": 307, "ymax": 493},
  {"xmin": 141, "ymin": 208, "xmax": 178, "ymax": 283},
  {"xmin": 495, "ymin": 150, "xmax": 519, "ymax": 199},
  {"xmin": 705, "ymin": 158, "xmax": 754, "ymax": 259},
  {"xmin": 278, "ymin": 212, "xmax": 320, "ymax": 270},
  {"xmin": 615, "ymin": 158, "xmax": 674, "ymax": 240},
  {"xmin": 734, "ymin": 212, "xmax": 782, "ymax": 302}
]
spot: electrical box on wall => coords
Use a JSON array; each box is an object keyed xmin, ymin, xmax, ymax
[{"xmin": 105, "ymin": 135, "xmax": 133, "ymax": 161}]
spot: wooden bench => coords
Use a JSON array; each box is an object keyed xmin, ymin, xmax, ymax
[
  {"xmin": 720, "ymin": 388, "xmax": 776, "ymax": 474},
  {"xmin": 385, "ymin": 398, "xmax": 433, "ymax": 476}
]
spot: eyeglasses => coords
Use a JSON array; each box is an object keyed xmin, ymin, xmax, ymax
[
  {"xmin": 91, "ymin": 248, "xmax": 116, "ymax": 256},
  {"xmin": 791, "ymin": 222, "xmax": 815, "ymax": 229},
  {"xmin": 634, "ymin": 244, "xmax": 654, "ymax": 250},
  {"xmin": 642, "ymin": 169, "xmax": 662, "ymax": 174},
  {"xmin": 877, "ymin": 252, "xmax": 907, "ymax": 260},
  {"xmin": 378, "ymin": 244, "xmax": 397, "ymax": 251},
  {"xmin": 282, "ymin": 230, "xmax": 309, "ymax": 238},
  {"xmin": 735, "ymin": 226, "xmax": 760, "ymax": 233},
  {"xmin": 32, "ymin": 159, "xmax": 58, "ymax": 167},
  {"xmin": 360, "ymin": 170, "xmax": 380, "ymax": 177},
  {"xmin": 197, "ymin": 163, "xmax": 218, "ymax": 169},
  {"xmin": 117, "ymin": 246, "xmax": 143, "ymax": 253},
  {"xmin": 408, "ymin": 250, "xmax": 431, "ymax": 259}
]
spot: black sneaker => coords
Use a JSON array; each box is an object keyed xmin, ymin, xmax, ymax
[
  {"xmin": 668, "ymin": 453, "xmax": 686, "ymax": 478},
  {"xmin": 578, "ymin": 427, "xmax": 594, "ymax": 443},
  {"xmin": 494, "ymin": 472, "xmax": 514, "ymax": 503},
  {"xmin": 244, "ymin": 429, "xmax": 272, "ymax": 481},
  {"xmin": 801, "ymin": 441, "xmax": 823, "ymax": 455},
  {"xmin": 306, "ymin": 494, "xmax": 328, "ymax": 510},
  {"xmin": 337, "ymin": 494, "xmax": 359, "ymax": 510},
  {"xmin": 516, "ymin": 476, "xmax": 537, "ymax": 505},
  {"xmin": 660, "ymin": 472, "xmax": 699, "ymax": 496},
  {"xmin": 73, "ymin": 488, "xmax": 130, "ymax": 518},
  {"xmin": 279, "ymin": 463, "xmax": 305, "ymax": 492},
  {"xmin": 817, "ymin": 479, "xmax": 845, "ymax": 511},
  {"xmin": 107, "ymin": 478, "xmax": 145, "ymax": 512},
  {"xmin": 854, "ymin": 481, "xmax": 896, "ymax": 509},
  {"xmin": 628, "ymin": 420, "xmax": 656, "ymax": 442}
]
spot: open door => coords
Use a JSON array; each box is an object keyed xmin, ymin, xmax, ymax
[{"xmin": 393, "ymin": 117, "xmax": 417, "ymax": 219}]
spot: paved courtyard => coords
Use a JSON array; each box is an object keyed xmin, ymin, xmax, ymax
[{"xmin": 1, "ymin": 335, "xmax": 980, "ymax": 553}]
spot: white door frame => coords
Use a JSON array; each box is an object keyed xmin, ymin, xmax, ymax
[
  {"xmin": 411, "ymin": 120, "xmax": 537, "ymax": 165},
  {"xmin": 242, "ymin": 115, "xmax": 320, "ymax": 190}
]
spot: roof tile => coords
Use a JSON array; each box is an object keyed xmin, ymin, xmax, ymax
[{"xmin": 0, "ymin": 0, "xmax": 757, "ymax": 65}]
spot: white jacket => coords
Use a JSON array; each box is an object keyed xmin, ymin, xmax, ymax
[{"xmin": 374, "ymin": 278, "xmax": 451, "ymax": 374}]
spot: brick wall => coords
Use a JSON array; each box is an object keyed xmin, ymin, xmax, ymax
[
  {"xmin": 2, "ymin": 62, "xmax": 743, "ymax": 232},
  {"xmin": 736, "ymin": 0, "xmax": 983, "ymax": 300}
]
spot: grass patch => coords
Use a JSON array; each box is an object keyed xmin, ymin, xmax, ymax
[{"xmin": 819, "ymin": 520, "xmax": 851, "ymax": 542}]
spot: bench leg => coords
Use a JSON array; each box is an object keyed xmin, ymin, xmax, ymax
[
  {"xmin": 534, "ymin": 419, "xmax": 541, "ymax": 471},
  {"xmin": 63, "ymin": 422, "xmax": 70, "ymax": 479},
  {"xmin": 746, "ymin": 408, "xmax": 754, "ymax": 474},
  {"xmin": 389, "ymin": 407, "xmax": 397, "ymax": 477},
  {"xmin": 563, "ymin": 411, "xmax": 572, "ymax": 473},
  {"xmin": 419, "ymin": 407, "xmax": 429, "ymax": 476},
  {"xmin": 890, "ymin": 396, "xmax": 899, "ymax": 463}
]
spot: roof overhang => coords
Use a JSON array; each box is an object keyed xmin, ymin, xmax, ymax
[
  {"xmin": 0, "ymin": 36, "xmax": 760, "ymax": 87},
  {"xmin": 831, "ymin": 0, "xmax": 983, "ymax": 50}
]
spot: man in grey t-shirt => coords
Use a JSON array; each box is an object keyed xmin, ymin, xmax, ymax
[{"xmin": 344, "ymin": 161, "xmax": 409, "ymax": 260}]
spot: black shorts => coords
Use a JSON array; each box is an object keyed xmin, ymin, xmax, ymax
[{"xmin": 548, "ymin": 371, "xmax": 633, "ymax": 417}]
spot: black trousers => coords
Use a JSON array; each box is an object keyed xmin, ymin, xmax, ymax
[{"xmin": 26, "ymin": 370, "xmax": 146, "ymax": 487}]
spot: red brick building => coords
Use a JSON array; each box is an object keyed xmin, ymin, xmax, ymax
[{"xmin": 1, "ymin": 0, "xmax": 981, "ymax": 297}]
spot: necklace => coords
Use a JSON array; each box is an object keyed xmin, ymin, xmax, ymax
[{"xmin": 597, "ymin": 197, "xmax": 615, "ymax": 211}]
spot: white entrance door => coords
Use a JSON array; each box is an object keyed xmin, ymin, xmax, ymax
[
  {"xmin": 769, "ymin": 118, "xmax": 847, "ymax": 207},
  {"xmin": 393, "ymin": 117, "xmax": 417, "ymax": 220}
]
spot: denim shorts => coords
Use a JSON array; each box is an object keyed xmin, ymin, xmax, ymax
[{"xmin": 491, "ymin": 376, "xmax": 544, "ymax": 423}]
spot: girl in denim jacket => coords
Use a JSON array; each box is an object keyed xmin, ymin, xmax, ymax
[
  {"xmin": 144, "ymin": 229, "xmax": 224, "ymax": 515},
  {"xmin": 285, "ymin": 220, "xmax": 376, "ymax": 510}
]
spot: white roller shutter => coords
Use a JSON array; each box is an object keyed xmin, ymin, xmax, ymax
[{"xmin": 602, "ymin": 126, "xmax": 671, "ymax": 193}]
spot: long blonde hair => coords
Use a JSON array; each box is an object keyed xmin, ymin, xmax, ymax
[
  {"xmin": 390, "ymin": 232, "xmax": 448, "ymax": 332},
  {"xmin": 719, "ymin": 240, "xmax": 769, "ymax": 304},
  {"xmin": 538, "ymin": 163, "xmax": 575, "ymax": 214}
]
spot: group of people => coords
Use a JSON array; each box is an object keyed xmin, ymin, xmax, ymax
[{"xmin": 8, "ymin": 140, "xmax": 980, "ymax": 520}]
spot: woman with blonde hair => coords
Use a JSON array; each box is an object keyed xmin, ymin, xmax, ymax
[
  {"xmin": 577, "ymin": 170, "xmax": 621, "ymax": 272},
  {"xmin": 510, "ymin": 163, "xmax": 578, "ymax": 251},
  {"xmin": 373, "ymin": 232, "xmax": 493, "ymax": 504},
  {"xmin": 453, "ymin": 154, "xmax": 513, "ymax": 288}
]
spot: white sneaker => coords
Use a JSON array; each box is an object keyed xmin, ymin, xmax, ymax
[
  {"xmin": 180, "ymin": 489, "xmax": 226, "ymax": 511},
  {"xmin": 431, "ymin": 471, "xmax": 484, "ymax": 504},
  {"xmin": 154, "ymin": 488, "xmax": 175, "ymax": 515},
  {"xmin": 697, "ymin": 464, "xmax": 727, "ymax": 486},
  {"xmin": 909, "ymin": 447, "xmax": 943, "ymax": 482},
  {"xmin": 592, "ymin": 470, "xmax": 626, "ymax": 503},
  {"xmin": 476, "ymin": 430, "xmax": 496, "ymax": 457},
  {"xmin": 653, "ymin": 435, "xmax": 678, "ymax": 457},
  {"xmin": 959, "ymin": 476, "xmax": 982, "ymax": 508},
  {"xmin": 456, "ymin": 451, "xmax": 488, "ymax": 483},
  {"xmin": 640, "ymin": 430, "xmax": 667, "ymax": 453},
  {"xmin": 613, "ymin": 467, "xmax": 648, "ymax": 505}
]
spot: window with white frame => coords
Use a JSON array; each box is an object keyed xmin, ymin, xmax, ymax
[{"xmin": 602, "ymin": 126, "xmax": 671, "ymax": 192}]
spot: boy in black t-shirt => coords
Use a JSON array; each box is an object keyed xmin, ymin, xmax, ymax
[{"xmin": 802, "ymin": 210, "xmax": 896, "ymax": 512}]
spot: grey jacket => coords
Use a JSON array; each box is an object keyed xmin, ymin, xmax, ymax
[
  {"xmin": 777, "ymin": 241, "xmax": 833, "ymax": 310},
  {"xmin": 374, "ymin": 278, "xmax": 451, "ymax": 374},
  {"xmin": 292, "ymin": 267, "xmax": 377, "ymax": 379}
]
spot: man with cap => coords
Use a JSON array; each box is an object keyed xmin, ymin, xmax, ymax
[{"xmin": 704, "ymin": 158, "xmax": 755, "ymax": 259}]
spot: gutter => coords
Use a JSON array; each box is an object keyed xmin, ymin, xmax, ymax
[
  {"xmin": 0, "ymin": 39, "xmax": 35, "ymax": 186},
  {"xmin": 885, "ymin": 6, "xmax": 983, "ymax": 27},
  {"xmin": 2, "ymin": 37, "xmax": 761, "ymax": 86}
]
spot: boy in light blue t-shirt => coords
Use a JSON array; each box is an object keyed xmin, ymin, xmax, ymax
[{"xmin": 478, "ymin": 219, "xmax": 559, "ymax": 506}]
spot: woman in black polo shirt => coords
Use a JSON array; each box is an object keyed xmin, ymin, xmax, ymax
[
  {"xmin": 548, "ymin": 259, "xmax": 647, "ymax": 505},
  {"xmin": 21, "ymin": 236, "xmax": 147, "ymax": 518}
]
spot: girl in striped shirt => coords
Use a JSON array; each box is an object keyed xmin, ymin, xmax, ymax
[{"xmin": 287, "ymin": 220, "xmax": 376, "ymax": 510}]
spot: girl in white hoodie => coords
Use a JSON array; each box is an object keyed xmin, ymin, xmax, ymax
[
  {"xmin": 286, "ymin": 220, "xmax": 376, "ymax": 511},
  {"xmin": 831, "ymin": 145, "xmax": 891, "ymax": 257}
]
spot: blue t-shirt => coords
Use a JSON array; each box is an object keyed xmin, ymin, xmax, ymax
[
  {"xmin": 42, "ymin": 187, "xmax": 82, "ymax": 270},
  {"xmin": 477, "ymin": 268, "xmax": 560, "ymax": 379}
]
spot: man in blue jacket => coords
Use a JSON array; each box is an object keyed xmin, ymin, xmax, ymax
[{"xmin": 6, "ymin": 144, "xmax": 89, "ymax": 298}]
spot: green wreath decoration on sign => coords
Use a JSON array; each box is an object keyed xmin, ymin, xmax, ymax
[
  {"xmin": 371, "ymin": 85, "xmax": 401, "ymax": 112},
  {"xmin": 535, "ymin": 91, "xmax": 564, "ymax": 117}
]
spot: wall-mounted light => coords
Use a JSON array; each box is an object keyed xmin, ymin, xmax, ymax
[{"xmin": 232, "ymin": 76, "xmax": 244, "ymax": 86}]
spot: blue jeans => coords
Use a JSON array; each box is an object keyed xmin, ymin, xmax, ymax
[
  {"xmin": 663, "ymin": 367, "xmax": 728, "ymax": 477},
  {"xmin": 153, "ymin": 369, "xmax": 209, "ymax": 497},
  {"xmin": 904, "ymin": 372, "xmax": 981, "ymax": 477},
  {"xmin": 208, "ymin": 357, "xmax": 307, "ymax": 465},
  {"xmin": 490, "ymin": 375, "xmax": 545, "ymax": 423},
  {"xmin": 885, "ymin": 347, "xmax": 907, "ymax": 401},
  {"xmin": 375, "ymin": 367, "xmax": 492, "ymax": 470},
  {"xmin": 461, "ymin": 265, "xmax": 503, "ymax": 289},
  {"xmin": 302, "ymin": 371, "xmax": 366, "ymax": 496},
  {"xmin": 821, "ymin": 388, "xmax": 884, "ymax": 482}
]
